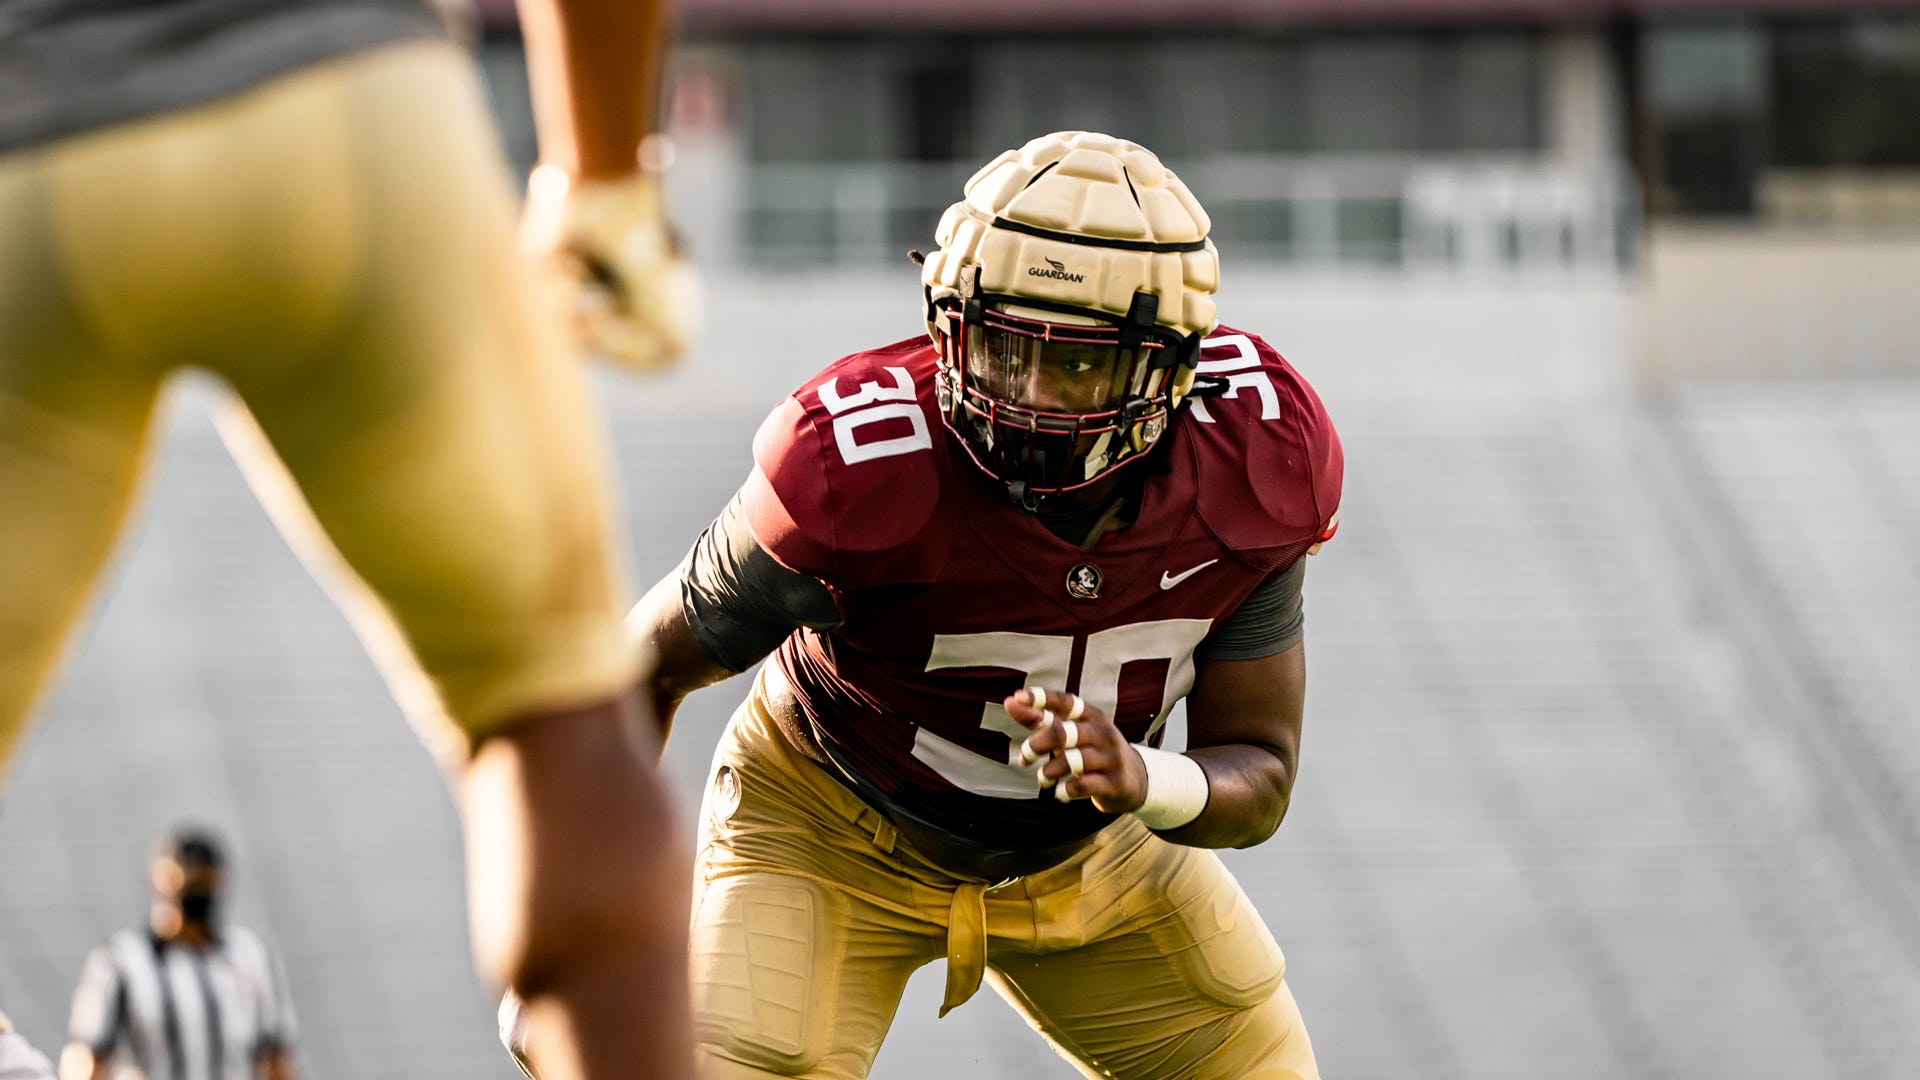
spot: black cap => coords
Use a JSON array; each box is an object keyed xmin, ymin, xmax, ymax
[{"xmin": 157, "ymin": 825, "xmax": 226, "ymax": 870}]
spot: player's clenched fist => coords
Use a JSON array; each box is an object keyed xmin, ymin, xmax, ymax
[
  {"xmin": 1005, "ymin": 687, "xmax": 1150, "ymax": 815},
  {"xmin": 521, "ymin": 163, "xmax": 700, "ymax": 372}
]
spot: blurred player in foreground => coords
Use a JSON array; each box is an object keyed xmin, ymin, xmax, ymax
[
  {"xmin": 60, "ymin": 829, "xmax": 299, "ymax": 1080},
  {"xmin": 612, "ymin": 131, "xmax": 1341, "ymax": 1078},
  {"xmin": 0, "ymin": 1, "xmax": 695, "ymax": 1076}
]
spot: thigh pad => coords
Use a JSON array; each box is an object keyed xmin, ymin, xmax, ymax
[
  {"xmin": 692, "ymin": 873, "xmax": 846, "ymax": 1075},
  {"xmin": 1144, "ymin": 855, "xmax": 1286, "ymax": 1011}
]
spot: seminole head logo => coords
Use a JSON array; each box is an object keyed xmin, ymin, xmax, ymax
[
  {"xmin": 1028, "ymin": 256, "xmax": 1086, "ymax": 284},
  {"xmin": 1065, "ymin": 562, "xmax": 1103, "ymax": 600},
  {"xmin": 712, "ymin": 765, "xmax": 742, "ymax": 821}
]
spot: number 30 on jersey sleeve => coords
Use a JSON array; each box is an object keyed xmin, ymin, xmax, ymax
[
  {"xmin": 744, "ymin": 360, "xmax": 945, "ymax": 588},
  {"xmin": 818, "ymin": 366, "xmax": 933, "ymax": 465}
]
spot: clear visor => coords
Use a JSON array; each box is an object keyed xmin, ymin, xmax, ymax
[{"xmin": 965, "ymin": 322, "xmax": 1145, "ymax": 415}]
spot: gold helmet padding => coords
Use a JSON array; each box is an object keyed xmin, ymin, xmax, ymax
[{"xmin": 922, "ymin": 131, "xmax": 1220, "ymax": 352}]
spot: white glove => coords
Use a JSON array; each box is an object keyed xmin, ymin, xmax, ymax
[{"xmin": 521, "ymin": 163, "xmax": 700, "ymax": 372}]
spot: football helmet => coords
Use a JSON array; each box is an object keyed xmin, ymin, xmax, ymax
[{"xmin": 921, "ymin": 131, "xmax": 1220, "ymax": 507}]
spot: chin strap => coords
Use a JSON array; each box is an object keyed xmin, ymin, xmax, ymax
[{"xmin": 1005, "ymin": 426, "xmax": 1051, "ymax": 512}]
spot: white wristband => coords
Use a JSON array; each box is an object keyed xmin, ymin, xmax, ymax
[{"xmin": 1131, "ymin": 746, "xmax": 1209, "ymax": 831}]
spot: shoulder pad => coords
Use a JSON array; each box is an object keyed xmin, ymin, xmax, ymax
[
  {"xmin": 740, "ymin": 338, "xmax": 951, "ymax": 588},
  {"xmin": 1184, "ymin": 327, "xmax": 1343, "ymax": 568}
]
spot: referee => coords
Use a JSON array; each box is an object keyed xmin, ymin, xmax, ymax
[{"xmin": 59, "ymin": 830, "xmax": 297, "ymax": 1080}]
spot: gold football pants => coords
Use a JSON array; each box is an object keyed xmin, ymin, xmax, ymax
[
  {"xmin": 691, "ymin": 670, "xmax": 1320, "ymax": 1079},
  {"xmin": 0, "ymin": 40, "xmax": 635, "ymax": 768}
]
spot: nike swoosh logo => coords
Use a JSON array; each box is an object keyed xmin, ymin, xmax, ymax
[{"xmin": 1159, "ymin": 559, "xmax": 1220, "ymax": 590}]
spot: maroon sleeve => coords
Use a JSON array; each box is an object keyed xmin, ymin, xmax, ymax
[
  {"xmin": 1190, "ymin": 327, "xmax": 1343, "ymax": 568},
  {"xmin": 736, "ymin": 344, "xmax": 952, "ymax": 591},
  {"xmin": 1289, "ymin": 361, "xmax": 1344, "ymax": 544},
  {"xmin": 741, "ymin": 394, "xmax": 840, "ymax": 582}
]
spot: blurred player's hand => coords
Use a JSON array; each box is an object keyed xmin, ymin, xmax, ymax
[
  {"xmin": 521, "ymin": 159, "xmax": 699, "ymax": 372},
  {"xmin": 498, "ymin": 990, "xmax": 535, "ymax": 1078},
  {"xmin": 1008, "ymin": 687, "xmax": 1150, "ymax": 815}
]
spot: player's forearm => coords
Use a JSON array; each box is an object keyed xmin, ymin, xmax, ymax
[
  {"xmin": 1154, "ymin": 646, "xmax": 1306, "ymax": 848},
  {"xmin": 460, "ymin": 698, "xmax": 695, "ymax": 1079},
  {"xmin": 515, "ymin": 0, "xmax": 670, "ymax": 179},
  {"xmin": 632, "ymin": 574, "xmax": 738, "ymax": 745},
  {"xmin": 634, "ymin": 574, "xmax": 690, "ymax": 743},
  {"xmin": 1151, "ymin": 743, "xmax": 1295, "ymax": 849}
]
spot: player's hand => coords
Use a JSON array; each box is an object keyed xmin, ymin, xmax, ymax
[
  {"xmin": 1004, "ymin": 687, "xmax": 1148, "ymax": 815},
  {"xmin": 498, "ymin": 989, "xmax": 537, "ymax": 1078},
  {"xmin": 521, "ymin": 163, "xmax": 700, "ymax": 372}
]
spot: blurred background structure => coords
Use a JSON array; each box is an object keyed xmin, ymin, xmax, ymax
[{"xmin": 3, "ymin": 0, "xmax": 1918, "ymax": 1076}]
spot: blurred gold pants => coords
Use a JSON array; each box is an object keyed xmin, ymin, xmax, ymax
[
  {"xmin": 0, "ymin": 40, "xmax": 634, "ymax": 768},
  {"xmin": 690, "ymin": 670, "xmax": 1320, "ymax": 1080}
]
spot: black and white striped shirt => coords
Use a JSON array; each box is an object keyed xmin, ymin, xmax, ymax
[{"xmin": 66, "ymin": 928, "xmax": 297, "ymax": 1080}]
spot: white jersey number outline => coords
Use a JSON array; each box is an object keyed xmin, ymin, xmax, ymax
[
  {"xmin": 915, "ymin": 619, "xmax": 1213, "ymax": 799},
  {"xmin": 817, "ymin": 366, "xmax": 934, "ymax": 465},
  {"xmin": 1189, "ymin": 334, "xmax": 1280, "ymax": 424}
]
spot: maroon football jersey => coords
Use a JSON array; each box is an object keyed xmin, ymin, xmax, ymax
[{"xmin": 741, "ymin": 327, "xmax": 1342, "ymax": 854}]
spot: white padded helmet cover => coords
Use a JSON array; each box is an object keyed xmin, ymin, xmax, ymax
[{"xmin": 922, "ymin": 131, "xmax": 1220, "ymax": 342}]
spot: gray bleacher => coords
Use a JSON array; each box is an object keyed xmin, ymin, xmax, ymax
[{"xmin": 1, "ymin": 271, "xmax": 1915, "ymax": 1078}]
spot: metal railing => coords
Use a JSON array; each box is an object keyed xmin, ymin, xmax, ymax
[{"xmin": 741, "ymin": 154, "xmax": 1637, "ymax": 271}]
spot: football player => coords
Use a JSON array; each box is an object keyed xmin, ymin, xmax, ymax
[
  {"xmin": 0, "ymin": 2, "xmax": 694, "ymax": 1077},
  {"xmin": 633, "ymin": 131, "xmax": 1342, "ymax": 1078}
]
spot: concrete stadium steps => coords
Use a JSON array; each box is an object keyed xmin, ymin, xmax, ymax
[
  {"xmin": 1268, "ymin": 410, "xmax": 1865, "ymax": 1080},
  {"xmin": 1662, "ymin": 383, "xmax": 1920, "ymax": 861},
  {"xmin": 1635, "ymin": 384, "xmax": 1920, "ymax": 1072}
]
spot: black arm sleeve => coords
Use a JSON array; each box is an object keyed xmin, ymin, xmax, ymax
[
  {"xmin": 1195, "ymin": 557, "xmax": 1307, "ymax": 661},
  {"xmin": 679, "ymin": 490, "xmax": 843, "ymax": 673}
]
